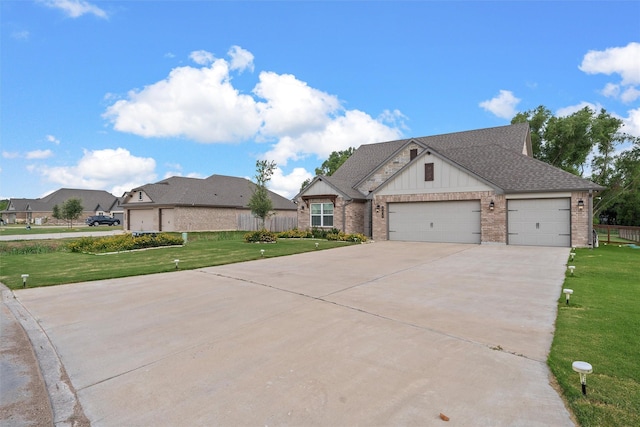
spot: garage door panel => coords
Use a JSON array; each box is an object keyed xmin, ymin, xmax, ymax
[
  {"xmin": 389, "ymin": 201, "xmax": 480, "ymax": 243},
  {"xmin": 129, "ymin": 209, "xmax": 154, "ymax": 232},
  {"xmin": 508, "ymin": 199, "xmax": 570, "ymax": 247}
]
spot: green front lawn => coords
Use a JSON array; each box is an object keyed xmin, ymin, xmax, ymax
[
  {"xmin": 0, "ymin": 231, "xmax": 355, "ymax": 289},
  {"xmin": 549, "ymin": 244, "xmax": 640, "ymax": 427}
]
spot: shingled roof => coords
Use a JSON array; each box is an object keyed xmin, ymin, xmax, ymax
[
  {"xmin": 5, "ymin": 188, "xmax": 118, "ymax": 212},
  {"xmin": 322, "ymin": 123, "xmax": 602, "ymax": 196},
  {"xmin": 125, "ymin": 174, "xmax": 296, "ymax": 210}
]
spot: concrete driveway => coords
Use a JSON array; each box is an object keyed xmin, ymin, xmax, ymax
[{"xmin": 13, "ymin": 242, "xmax": 574, "ymax": 426}]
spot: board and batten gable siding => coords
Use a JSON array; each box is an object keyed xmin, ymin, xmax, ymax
[
  {"xmin": 301, "ymin": 179, "xmax": 338, "ymax": 196},
  {"xmin": 376, "ymin": 152, "xmax": 493, "ymax": 195}
]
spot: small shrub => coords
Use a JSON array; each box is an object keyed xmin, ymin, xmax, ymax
[
  {"xmin": 276, "ymin": 228, "xmax": 312, "ymax": 239},
  {"xmin": 67, "ymin": 233, "xmax": 183, "ymax": 253},
  {"xmin": 244, "ymin": 229, "xmax": 278, "ymax": 243}
]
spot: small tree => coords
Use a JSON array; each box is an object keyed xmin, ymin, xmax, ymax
[
  {"xmin": 58, "ymin": 198, "xmax": 84, "ymax": 228},
  {"xmin": 248, "ymin": 160, "xmax": 276, "ymax": 229},
  {"xmin": 52, "ymin": 204, "xmax": 61, "ymax": 223}
]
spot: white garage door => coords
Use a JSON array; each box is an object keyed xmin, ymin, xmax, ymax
[
  {"xmin": 129, "ymin": 209, "xmax": 154, "ymax": 232},
  {"xmin": 508, "ymin": 198, "xmax": 570, "ymax": 247},
  {"xmin": 388, "ymin": 201, "xmax": 481, "ymax": 243}
]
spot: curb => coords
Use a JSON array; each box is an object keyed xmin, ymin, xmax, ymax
[{"xmin": 1, "ymin": 284, "xmax": 89, "ymax": 426}]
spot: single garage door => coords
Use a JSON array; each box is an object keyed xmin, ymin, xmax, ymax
[
  {"xmin": 160, "ymin": 208, "xmax": 175, "ymax": 232},
  {"xmin": 129, "ymin": 209, "xmax": 154, "ymax": 232},
  {"xmin": 388, "ymin": 201, "xmax": 481, "ymax": 243},
  {"xmin": 508, "ymin": 198, "xmax": 570, "ymax": 247}
]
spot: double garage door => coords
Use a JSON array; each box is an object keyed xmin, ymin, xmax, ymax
[
  {"xmin": 388, "ymin": 201, "xmax": 481, "ymax": 244},
  {"xmin": 387, "ymin": 198, "xmax": 571, "ymax": 247}
]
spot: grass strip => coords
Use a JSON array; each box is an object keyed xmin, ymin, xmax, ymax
[
  {"xmin": 549, "ymin": 244, "xmax": 640, "ymax": 427},
  {"xmin": 0, "ymin": 232, "xmax": 355, "ymax": 289}
]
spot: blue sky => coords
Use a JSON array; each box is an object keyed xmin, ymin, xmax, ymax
[{"xmin": 2, "ymin": 1, "xmax": 639, "ymax": 200}]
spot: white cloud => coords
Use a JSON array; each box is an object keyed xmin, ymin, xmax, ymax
[
  {"xmin": 104, "ymin": 46, "xmax": 405, "ymax": 168},
  {"xmin": 104, "ymin": 57, "xmax": 262, "ymax": 142},
  {"xmin": 255, "ymin": 71, "xmax": 340, "ymax": 137},
  {"xmin": 479, "ymin": 90, "xmax": 521, "ymax": 119},
  {"xmin": 580, "ymin": 42, "xmax": 640, "ymax": 85},
  {"xmin": 46, "ymin": 134, "xmax": 61, "ymax": 145},
  {"xmin": 622, "ymin": 107, "xmax": 640, "ymax": 137},
  {"xmin": 228, "ymin": 45, "xmax": 254, "ymax": 72},
  {"xmin": 11, "ymin": 30, "xmax": 30, "ymax": 40},
  {"xmin": 555, "ymin": 101, "xmax": 602, "ymax": 118},
  {"xmin": 37, "ymin": 0, "xmax": 108, "ymax": 19},
  {"xmin": 26, "ymin": 149, "xmax": 54, "ymax": 159},
  {"xmin": 2, "ymin": 151, "xmax": 20, "ymax": 159},
  {"xmin": 264, "ymin": 110, "xmax": 403, "ymax": 167},
  {"xmin": 189, "ymin": 50, "xmax": 215, "ymax": 65},
  {"xmin": 269, "ymin": 167, "xmax": 313, "ymax": 199},
  {"xmin": 580, "ymin": 42, "xmax": 640, "ymax": 104},
  {"xmin": 37, "ymin": 148, "xmax": 156, "ymax": 196}
]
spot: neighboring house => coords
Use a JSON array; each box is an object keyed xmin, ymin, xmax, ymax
[
  {"xmin": 122, "ymin": 174, "xmax": 297, "ymax": 232},
  {"xmin": 1, "ymin": 188, "xmax": 119, "ymax": 225},
  {"xmin": 296, "ymin": 123, "xmax": 604, "ymax": 248}
]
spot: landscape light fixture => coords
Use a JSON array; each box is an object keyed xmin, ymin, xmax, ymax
[
  {"xmin": 570, "ymin": 252, "xmax": 575, "ymax": 261},
  {"xmin": 568, "ymin": 265, "xmax": 576, "ymax": 276},
  {"xmin": 260, "ymin": 249, "xmax": 265, "ymax": 257},
  {"xmin": 489, "ymin": 200, "xmax": 495, "ymax": 211},
  {"xmin": 577, "ymin": 199, "xmax": 585, "ymax": 211},
  {"xmin": 174, "ymin": 259, "xmax": 180, "ymax": 269},
  {"xmin": 572, "ymin": 361, "xmax": 593, "ymax": 395},
  {"xmin": 21, "ymin": 274, "xmax": 29, "ymax": 288},
  {"xmin": 315, "ymin": 242, "xmax": 319, "ymax": 249},
  {"xmin": 563, "ymin": 288, "xmax": 573, "ymax": 305}
]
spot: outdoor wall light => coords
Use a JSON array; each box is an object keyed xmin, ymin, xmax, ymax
[
  {"xmin": 376, "ymin": 204, "xmax": 380, "ymax": 213},
  {"xmin": 260, "ymin": 249, "xmax": 265, "ymax": 257},
  {"xmin": 489, "ymin": 200, "xmax": 495, "ymax": 211},
  {"xmin": 563, "ymin": 288, "xmax": 573, "ymax": 305},
  {"xmin": 174, "ymin": 259, "xmax": 180, "ymax": 269},
  {"xmin": 572, "ymin": 361, "xmax": 593, "ymax": 395},
  {"xmin": 21, "ymin": 274, "xmax": 29, "ymax": 288},
  {"xmin": 578, "ymin": 199, "xmax": 585, "ymax": 211},
  {"xmin": 568, "ymin": 265, "xmax": 576, "ymax": 276}
]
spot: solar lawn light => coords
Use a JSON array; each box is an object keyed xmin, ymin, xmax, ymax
[
  {"xmin": 568, "ymin": 265, "xmax": 576, "ymax": 276},
  {"xmin": 563, "ymin": 288, "xmax": 573, "ymax": 305},
  {"xmin": 315, "ymin": 242, "xmax": 319, "ymax": 249},
  {"xmin": 21, "ymin": 274, "xmax": 29, "ymax": 288},
  {"xmin": 570, "ymin": 252, "xmax": 575, "ymax": 261},
  {"xmin": 260, "ymin": 249, "xmax": 265, "ymax": 257},
  {"xmin": 174, "ymin": 259, "xmax": 180, "ymax": 269},
  {"xmin": 572, "ymin": 361, "xmax": 593, "ymax": 395}
]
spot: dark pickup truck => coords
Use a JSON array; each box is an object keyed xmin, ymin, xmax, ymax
[{"xmin": 86, "ymin": 215, "xmax": 121, "ymax": 226}]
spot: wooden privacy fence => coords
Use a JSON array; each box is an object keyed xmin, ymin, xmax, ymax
[
  {"xmin": 594, "ymin": 224, "xmax": 640, "ymax": 244},
  {"xmin": 238, "ymin": 214, "xmax": 298, "ymax": 232}
]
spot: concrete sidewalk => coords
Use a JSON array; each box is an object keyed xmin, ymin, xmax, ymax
[{"xmin": 11, "ymin": 242, "xmax": 575, "ymax": 426}]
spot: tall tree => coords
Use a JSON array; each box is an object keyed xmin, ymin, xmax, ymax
[
  {"xmin": 248, "ymin": 160, "xmax": 277, "ymax": 229},
  {"xmin": 513, "ymin": 105, "xmax": 639, "ymax": 225}
]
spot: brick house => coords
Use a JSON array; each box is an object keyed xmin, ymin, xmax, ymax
[
  {"xmin": 122, "ymin": 174, "xmax": 297, "ymax": 233},
  {"xmin": 295, "ymin": 123, "xmax": 604, "ymax": 247},
  {"xmin": 1, "ymin": 188, "xmax": 119, "ymax": 225}
]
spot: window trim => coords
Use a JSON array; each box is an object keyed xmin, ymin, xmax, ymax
[{"xmin": 310, "ymin": 202, "xmax": 334, "ymax": 227}]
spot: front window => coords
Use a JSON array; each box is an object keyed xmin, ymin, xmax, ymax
[{"xmin": 311, "ymin": 203, "xmax": 333, "ymax": 227}]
